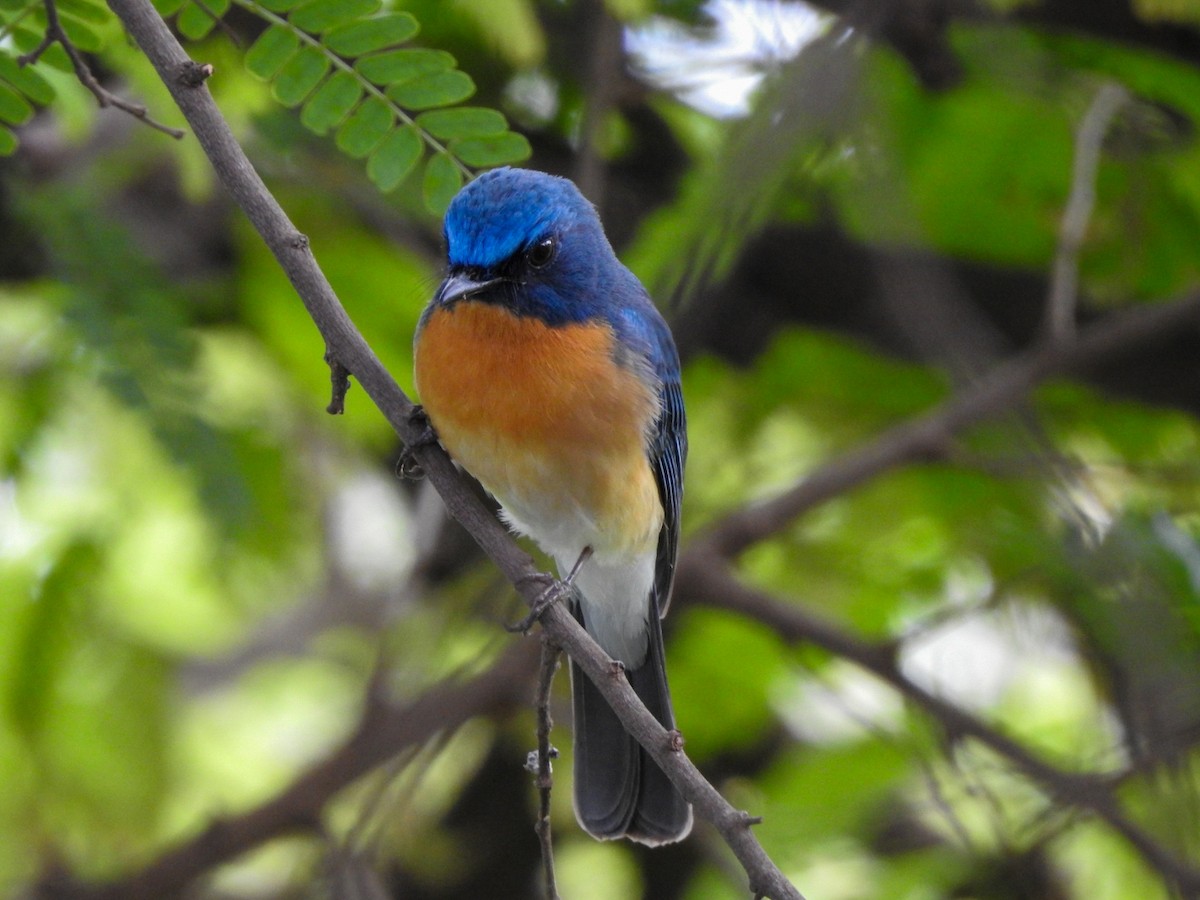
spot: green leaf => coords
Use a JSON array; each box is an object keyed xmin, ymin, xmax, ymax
[
  {"xmin": 57, "ymin": 0, "xmax": 111, "ymax": 24},
  {"xmin": 335, "ymin": 95, "xmax": 392, "ymax": 157},
  {"xmin": 57, "ymin": 13, "xmax": 103, "ymax": 51},
  {"xmin": 151, "ymin": 0, "xmax": 187, "ymax": 15},
  {"xmin": 415, "ymin": 107, "xmax": 506, "ymax": 140},
  {"xmin": 423, "ymin": 153, "xmax": 462, "ymax": 214},
  {"xmin": 367, "ymin": 125, "xmax": 422, "ymax": 192},
  {"xmin": 253, "ymin": 0, "xmax": 303, "ymax": 10},
  {"xmin": 0, "ymin": 124, "xmax": 16, "ymax": 155},
  {"xmin": 176, "ymin": 0, "xmax": 230, "ymax": 40},
  {"xmin": 271, "ymin": 46, "xmax": 330, "ymax": 107},
  {"xmin": 385, "ymin": 69, "xmax": 474, "ymax": 110},
  {"xmin": 0, "ymin": 82, "xmax": 33, "ymax": 125},
  {"xmin": 300, "ymin": 70, "xmax": 362, "ymax": 134},
  {"xmin": 355, "ymin": 48, "xmax": 454, "ymax": 85},
  {"xmin": 324, "ymin": 12, "xmax": 419, "ymax": 56},
  {"xmin": 603, "ymin": 0, "xmax": 650, "ymax": 18},
  {"xmin": 9, "ymin": 542, "xmax": 99, "ymax": 738},
  {"xmin": 289, "ymin": 0, "xmax": 380, "ymax": 33},
  {"xmin": 0, "ymin": 53, "xmax": 56, "ymax": 105},
  {"xmin": 452, "ymin": 132, "xmax": 531, "ymax": 167},
  {"xmin": 448, "ymin": 0, "xmax": 544, "ymax": 68},
  {"xmin": 245, "ymin": 25, "xmax": 300, "ymax": 80}
]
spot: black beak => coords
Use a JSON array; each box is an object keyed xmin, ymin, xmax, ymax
[{"xmin": 434, "ymin": 272, "xmax": 505, "ymax": 306}]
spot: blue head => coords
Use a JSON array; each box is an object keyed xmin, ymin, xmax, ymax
[{"xmin": 434, "ymin": 167, "xmax": 625, "ymax": 325}]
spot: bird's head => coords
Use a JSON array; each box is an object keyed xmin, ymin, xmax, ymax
[{"xmin": 433, "ymin": 167, "xmax": 617, "ymax": 325}]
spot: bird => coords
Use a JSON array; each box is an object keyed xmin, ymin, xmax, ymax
[{"xmin": 413, "ymin": 167, "xmax": 692, "ymax": 845}]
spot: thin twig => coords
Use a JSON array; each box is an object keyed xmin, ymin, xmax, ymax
[
  {"xmin": 24, "ymin": 0, "xmax": 186, "ymax": 138},
  {"xmin": 1045, "ymin": 82, "xmax": 1130, "ymax": 342},
  {"xmin": 533, "ymin": 637, "xmax": 562, "ymax": 900}
]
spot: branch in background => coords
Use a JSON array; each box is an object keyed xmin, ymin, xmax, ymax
[
  {"xmin": 677, "ymin": 555, "xmax": 1200, "ymax": 895},
  {"xmin": 532, "ymin": 638, "xmax": 562, "ymax": 900},
  {"xmin": 35, "ymin": 642, "xmax": 540, "ymax": 900},
  {"xmin": 1045, "ymin": 82, "xmax": 1130, "ymax": 341},
  {"xmin": 535, "ymin": 600, "xmax": 803, "ymax": 899},
  {"xmin": 573, "ymin": 0, "xmax": 624, "ymax": 205},
  {"xmin": 803, "ymin": 0, "xmax": 967, "ymax": 90},
  {"xmin": 695, "ymin": 289, "xmax": 1200, "ymax": 561},
  {"xmin": 101, "ymin": 1, "xmax": 805, "ymax": 897},
  {"xmin": 22, "ymin": 0, "xmax": 185, "ymax": 138}
]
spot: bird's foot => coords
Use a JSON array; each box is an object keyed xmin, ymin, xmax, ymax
[
  {"xmin": 506, "ymin": 546, "xmax": 594, "ymax": 634},
  {"xmin": 506, "ymin": 573, "xmax": 572, "ymax": 634},
  {"xmin": 396, "ymin": 405, "xmax": 437, "ymax": 480}
]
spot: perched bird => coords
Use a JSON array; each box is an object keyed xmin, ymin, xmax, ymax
[{"xmin": 413, "ymin": 167, "xmax": 692, "ymax": 845}]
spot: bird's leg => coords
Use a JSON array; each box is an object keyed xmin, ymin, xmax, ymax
[
  {"xmin": 562, "ymin": 545, "xmax": 594, "ymax": 585},
  {"xmin": 396, "ymin": 405, "xmax": 437, "ymax": 480},
  {"xmin": 508, "ymin": 546, "xmax": 594, "ymax": 634}
]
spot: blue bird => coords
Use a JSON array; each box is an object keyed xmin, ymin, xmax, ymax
[{"xmin": 413, "ymin": 167, "xmax": 692, "ymax": 845}]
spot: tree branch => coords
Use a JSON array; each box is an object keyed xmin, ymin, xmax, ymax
[
  {"xmin": 101, "ymin": 1, "xmax": 805, "ymax": 896},
  {"xmin": 1045, "ymin": 82, "xmax": 1130, "ymax": 341},
  {"xmin": 574, "ymin": 0, "xmax": 624, "ymax": 205},
  {"xmin": 678, "ymin": 555, "xmax": 1200, "ymax": 895},
  {"xmin": 539, "ymin": 598, "xmax": 804, "ymax": 899},
  {"xmin": 695, "ymin": 289, "xmax": 1200, "ymax": 560},
  {"xmin": 34, "ymin": 642, "xmax": 540, "ymax": 900},
  {"xmin": 532, "ymin": 637, "xmax": 562, "ymax": 900}
]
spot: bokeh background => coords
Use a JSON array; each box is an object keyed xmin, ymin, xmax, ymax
[{"xmin": 3, "ymin": 0, "xmax": 1200, "ymax": 897}]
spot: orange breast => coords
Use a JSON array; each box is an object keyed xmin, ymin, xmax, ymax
[{"xmin": 414, "ymin": 301, "xmax": 662, "ymax": 556}]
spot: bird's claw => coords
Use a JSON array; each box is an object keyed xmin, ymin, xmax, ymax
[
  {"xmin": 396, "ymin": 405, "xmax": 437, "ymax": 480},
  {"xmin": 506, "ymin": 547, "xmax": 593, "ymax": 633},
  {"xmin": 506, "ymin": 572, "xmax": 574, "ymax": 634}
]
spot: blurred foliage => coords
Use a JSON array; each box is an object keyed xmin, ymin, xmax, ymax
[{"xmin": 2, "ymin": 0, "xmax": 1200, "ymax": 898}]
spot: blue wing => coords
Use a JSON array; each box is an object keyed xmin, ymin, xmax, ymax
[
  {"xmin": 651, "ymin": 370, "xmax": 686, "ymax": 617},
  {"xmin": 607, "ymin": 273, "xmax": 687, "ymax": 618}
]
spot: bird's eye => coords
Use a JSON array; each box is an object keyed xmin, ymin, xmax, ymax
[{"xmin": 527, "ymin": 236, "xmax": 556, "ymax": 269}]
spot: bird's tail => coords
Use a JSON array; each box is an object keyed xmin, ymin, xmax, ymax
[{"xmin": 570, "ymin": 599, "xmax": 693, "ymax": 845}]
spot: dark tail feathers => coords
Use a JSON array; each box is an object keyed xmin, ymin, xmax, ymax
[{"xmin": 570, "ymin": 603, "xmax": 693, "ymax": 845}]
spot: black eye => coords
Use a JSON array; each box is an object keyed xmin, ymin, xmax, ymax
[{"xmin": 527, "ymin": 236, "xmax": 556, "ymax": 269}]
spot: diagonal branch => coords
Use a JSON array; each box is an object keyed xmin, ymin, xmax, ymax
[
  {"xmin": 101, "ymin": 1, "xmax": 805, "ymax": 897},
  {"xmin": 34, "ymin": 643, "xmax": 540, "ymax": 900},
  {"xmin": 678, "ymin": 555, "xmax": 1200, "ymax": 895},
  {"xmin": 694, "ymin": 289, "xmax": 1200, "ymax": 561}
]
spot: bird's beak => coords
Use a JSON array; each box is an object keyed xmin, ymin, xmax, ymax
[{"xmin": 434, "ymin": 272, "xmax": 505, "ymax": 306}]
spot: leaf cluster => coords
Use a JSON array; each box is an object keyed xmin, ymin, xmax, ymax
[
  {"xmin": 158, "ymin": 0, "xmax": 531, "ymax": 209},
  {"xmin": 0, "ymin": 0, "xmax": 106, "ymax": 153}
]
